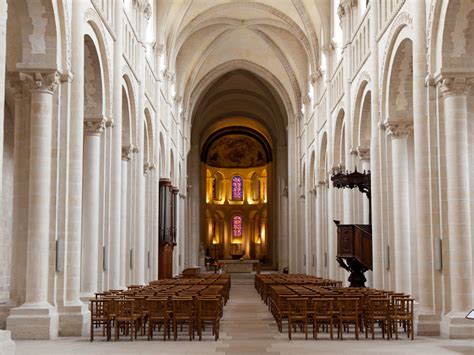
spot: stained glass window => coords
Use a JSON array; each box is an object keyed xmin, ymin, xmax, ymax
[
  {"xmin": 212, "ymin": 177, "xmax": 217, "ymax": 200},
  {"xmin": 232, "ymin": 214, "xmax": 242, "ymax": 237},
  {"xmin": 232, "ymin": 175, "xmax": 243, "ymax": 200}
]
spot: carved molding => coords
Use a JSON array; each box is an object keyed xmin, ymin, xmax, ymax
[
  {"xmin": 357, "ymin": 146, "xmax": 370, "ymax": 161},
  {"xmin": 122, "ymin": 145, "xmax": 134, "ymax": 161},
  {"xmin": 84, "ymin": 117, "xmax": 106, "ymax": 136},
  {"xmin": 384, "ymin": 120, "xmax": 413, "ymax": 138},
  {"xmin": 440, "ymin": 77, "xmax": 473, "ymax": 98},
  {"xmin": 20, "ymin": 71, "xmax": 60, "ymax": 94}
]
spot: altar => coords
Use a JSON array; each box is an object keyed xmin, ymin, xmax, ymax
[{"xmin": 218, "ymin": 259, "xmax": 259, "ymax": 273}]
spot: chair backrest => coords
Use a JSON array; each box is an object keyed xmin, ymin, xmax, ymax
[
  {"xmin": 288, "ymin": 298, "xmax": 308, "ymax": 317},
  {"xmin": 146, "ymin": 298, "xmax": 167, "ymax": 318},
  {"xmin": 198, "ymin": 297, "xmax": 219, "ymax": 318},
  {"xmin": 338, "ymin": 297, "xmax": 358, "ymax": 316},
  {"xmin": 115, "ymin": 299, "xmax": 134, "ymax": 318},
  {"xmin": 369, "ymin": 298, "xmax": 390, "ymax": 317},
  {"xmin": 90, "ymin": 299, "xmax": 110, "ymax": 320},
  {"xmin": 313, "ymin": 298, "xmax": 334, "ymax": 316},
  {"xmin": 393, "ymin": 297, "xmax": 414, "ymax": 318},
  {"xmin": 172, "ymin": 297, "xmax": 195, "ymax": 317}
]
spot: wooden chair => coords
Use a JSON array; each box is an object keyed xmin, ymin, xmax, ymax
[
  {"xmin": 147, "ymin": 298, "xmax": 169, "ymax": 341},
  {"xmin": 172, "ymin": 296, "xmax": 195, "ymax": 341},
  {"xmin": 337, "ymin": 298, "xmax": 359, "ymax": 340},
  {"xmin": 90, "ymin": 299, "xmax": 112, "ymax": 342},
  {"xmin": 313, "ymin": 298, "xmax": 334, "ymax": 340},
  {"xmin": 114, "ymin": 299, "xmax": 141, "ymax": 341},
  {"xmin": 392, "ymin": 297, "xmax": 414, "ymax": 340},
  {"xmin": 288, "ymin": 298, "xmax": 308, "ymax": 340},
  {"xmin": 365, "ymin": 298, "xmax": 391, "ymax": 340},
  {"xmin": 197, "ymin": 297, "xmax": 220, "ymax": 341}
]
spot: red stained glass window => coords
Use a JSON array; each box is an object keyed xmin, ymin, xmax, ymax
[{"xmin": 232, "ymin": 214, "xmax": 242, "ymax": 237}]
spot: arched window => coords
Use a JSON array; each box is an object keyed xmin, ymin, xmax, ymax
[
  {"xmin": 232, "ymin": 175, "xmax": 243, "ymax": 200},
  {"xmin": 232, "ymin": 214, "xmax": 242, "ymax": 237},
  {"xmin": 212, "ymin": 177, "xmax": 217, "ymax": 200}
]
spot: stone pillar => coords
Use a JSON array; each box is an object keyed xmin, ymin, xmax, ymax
[
  {"xmin": 80, "ymin": 119, "xmax": 106, "ymax": 299},
  {"xmin": 7, "ymin": 71, "xmax": 60, "ymax": 339},
  {"xmin": 0, "ymin": 0, "xmax": 15, "ymax": 351},
  {"xmin": 108, "ymin": 0, "xmax": 124, "ymax": 290},
  {"xmin": 58, "ymin": 0, "xmax": 90, "ymax": 336},
  {"xmin": 358, "ymin": 147, "xmax": 372, "ymax": 287},
  {"xmin": 357, "ymin": 147, "xmax": 371, "ymax": 224},
  {"xmin": 369, "ymin": 0, "xmax": 383, "ymax": 289},
  {"xmin": 315, "ymin": 181, "xmax": 325, "ymax": 277},
  {"xmin": 439, "ymin": 77, "xmax": 474, "ymax": 338},
  {"xmin": 385, "ymin": 121, "xmax": 413, "ymax": 295},
  {"xmin": 0, "ymin": 0, "xmax": 6, "ymax": 222},
  {"xmin": 120, "ymin": 146, "xmax": 132, "ymax": 288},
  {"xmin": 9, "ymin": 78, "xmax": 29, "ymax": 307},
  {"xmin": 413, "ymin": 0, "xmax": 439, "ymax": 336}
]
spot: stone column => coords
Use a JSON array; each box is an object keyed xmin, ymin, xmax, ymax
[
  {"xmin": 369, "ymin": 0, "xmax": 383, "ymax": 289},
  {"xmin": 120, "ymin": 146, "xmax": 132, "ymax": 288},
  {"xmin": 358, "ymin": 147, "xmax": 372, "ymax": 287},
  {"xmin": 413, "ymin": 0, "xmax": 439, "ymax": 335},
  {"xmin": 7, "ymin": 71, "xmax": 60, "ymax": 339},
  {"xmin": 0, "ymin": 0, "xmax": 6, "ymax": 221},
  {"xmin": 80, "ymin": 119, "xmax": 106, "ymax": 298},
  {"xmin": 385, "ymin": 121, "xmax": 413, "ymax": 295},
  {"xmin": 58, "ymin": 0, "xmax": 89, "ymax": 336},
  {"xmin": 109, "ymin": 0, "xmax": 123, "ymax": 290},
  {"xmin": 439, "ymin": 77, "xmax": 474, "ymax": 338},
  {"xmin": 315, "ymin": 181, "xmax": 325, "ymax": 277},
  {"xmin": 0, "ymin": 0, "xmax": 15, "ymax": 350}
]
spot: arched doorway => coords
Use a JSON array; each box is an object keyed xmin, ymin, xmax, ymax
[
  {"xmin": 201, "ymin": 126, "xmax": 273, "ymax": 266},
  {"xmin": 186, "ymin": 69, "xmax": 291, "ymax": 272}
]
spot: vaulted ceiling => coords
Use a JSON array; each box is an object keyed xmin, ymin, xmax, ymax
[{"xmin": 156, "ymin": 0, "xmax": 330, "ymax": 141}]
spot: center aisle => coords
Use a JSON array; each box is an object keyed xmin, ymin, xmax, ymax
[{"xmin": 216, "ymin": 274, "xmax": 285, "ymax": 354}]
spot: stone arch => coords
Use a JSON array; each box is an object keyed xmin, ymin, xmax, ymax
[
  {"xmin": 83, "ymin": 35, "xmax": 103, "ymax": 119},
  {"xmin": 6, "ymin": 0, "xmax": 60, "ymax": 71},
  {"xmin": 170, "ymin": 149, "xmax": 175, "ymax": 184},
  {"xmin": 358, "ymin": 90, "xmax": 372, "ymax": 150},
  {"xmin": 186, "ymin": 60, "xmax": 295, "ymax": 125},
  {"xmin": 143, "ymin": 108, "xmax": 154, "ymax": 166},
  {"xmin": 351, "ymin": 77, "xmax": 369, "ymax": 149},
  {"xmin": 387, "ymin": 38, "xmax": 413, "ymax": 124},
  {"xmin": 441, "ymin": 0, "xmax": 474, "ymax": 70},
  {"xmin": 380, "ymin": 13, "xmax": 414, "ymax": 121},
  {"xmin": 159, "ymin": 133, "xmax": 166, "ymax": 178},
  {"xmin": 333, "ymin": 109, "xmax": 345, "ymax": 166},
  {"xmin": 319, "ymin": 132, "xmax": 328, "ymax": 182},
  {"xmin": 84, "ymin": 16, "xmax": 112, "ymax": 118},
  {"xmin": 122, "ymin": 74, "xmax": 137, "ymax": 147},
  {"xmin": 309, "ymin": 150, "xmax": 316, "ymax": 191}
]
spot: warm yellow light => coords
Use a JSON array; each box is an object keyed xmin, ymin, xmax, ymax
[
  {"xmin": 255, "ymin": 237, "xmax": 262, "ymax": 244},
  {"xmin": 212, "ymin": 238, "xmax": 218, "ymax": 245}
]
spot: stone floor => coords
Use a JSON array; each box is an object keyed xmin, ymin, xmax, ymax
[{"xmin": 14, "ymin": 275, "xmax": 474, "ymax": 355}]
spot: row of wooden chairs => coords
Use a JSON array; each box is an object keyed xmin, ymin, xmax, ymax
[
  {"xmin": 259, "ymin": 275, "xmax": 415, "ymax": 341},
  {"xmin": 90, "ymin": 275, "xmax": 230, "ymax": 342}
]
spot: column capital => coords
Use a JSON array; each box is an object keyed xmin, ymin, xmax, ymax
[
  {"xmin": 384, "ymin": 120, "xmax": 413, "ymax": 138},
  {"xmin": 311, "ymin": 70, "xmax": 322, "ymax": 84},
  {"xmin": 19, "ymin": 71, "xmax": 60, "ymax": 94},
  {"xmin": 122, "ymin": 145, "xmax": 134, "ymax": 161},
  {"xmin": 439, "ymin": 77, "xmax": 473, "ymax": 98},
  {"xmin": 357, "ymin": 146, "xmax": 370, "ymax": 161},
  {"xmin": 84, "ymin": 117, "xmax": 106, "ymax": 136}
]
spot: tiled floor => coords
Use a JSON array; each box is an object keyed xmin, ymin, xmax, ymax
[{"xmin": 14, "ymin": 275, "xmax": 474, "ymax": 355}]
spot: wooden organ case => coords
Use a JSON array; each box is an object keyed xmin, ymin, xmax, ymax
[{"xmin": 158, "ymin": 179, "xmax": 178, "ymax": 279}]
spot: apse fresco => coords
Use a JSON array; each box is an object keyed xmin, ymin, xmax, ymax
[{"xmin": 207, "ymin": 135, "xmax": 267, "ymax": 168}]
